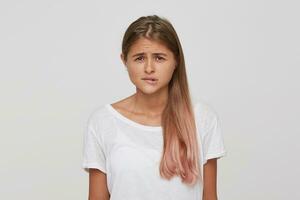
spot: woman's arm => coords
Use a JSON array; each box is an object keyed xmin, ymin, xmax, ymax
[
  {"xmin": 202, "ymin": 158, "xmax": 218, "ymax": 200},
  {"xmin": 88, "ymin": 169, "xmax": 110, "ymax": 200}
]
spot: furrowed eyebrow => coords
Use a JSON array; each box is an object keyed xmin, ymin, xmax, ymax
[{"xmin": 132, "ymin": 52, "xmax": 168, "ymax": 58}]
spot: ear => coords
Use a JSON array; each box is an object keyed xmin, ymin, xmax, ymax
[{"xmin": 120, "ymin": 53, "xmax": 126, "ymax": 66}]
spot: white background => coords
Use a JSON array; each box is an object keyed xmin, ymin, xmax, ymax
[{"xmin": 0, "ymin": 0, "xmax": 299, "ymax": 199}]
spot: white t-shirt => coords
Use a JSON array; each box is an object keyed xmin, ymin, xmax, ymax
[{"xmin": 82, "ymin": 100, "xmax": 227, "ymax": 200}]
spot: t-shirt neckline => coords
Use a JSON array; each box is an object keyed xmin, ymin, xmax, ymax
[{"xmin": 105, "ymin": 104, "xmax": 163, "ymax": 132}]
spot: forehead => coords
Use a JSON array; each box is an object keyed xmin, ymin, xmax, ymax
[{"xmin": 129, "ymin": 37, "xmax": 172, "ymax": 55}]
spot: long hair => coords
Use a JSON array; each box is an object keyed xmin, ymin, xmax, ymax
[{"xmin": 121, "ymin": 15, "xmax": 201, "ymax": 186}]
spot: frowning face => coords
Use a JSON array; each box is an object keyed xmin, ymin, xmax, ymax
[{"xmin": 121, "ymin": 37, "xmax": 177, "ymax": 95}]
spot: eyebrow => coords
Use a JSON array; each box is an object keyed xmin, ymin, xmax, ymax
[{"xmin": 131, "ymin": 52, "xmax": 168, "ymax": 58}]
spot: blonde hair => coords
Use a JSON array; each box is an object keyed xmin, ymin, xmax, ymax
[{"xmin": 121, "ymin": 15, "xmax": 201, "ymax": 186}]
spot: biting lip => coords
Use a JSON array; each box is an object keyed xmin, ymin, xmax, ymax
[
  {"xmin": 141, "ymin": 77, "xmax": 158, "ymax": 85},
  {"xmin": 141, "ymin": 77, "xmax": 158, "ymax": 81}
]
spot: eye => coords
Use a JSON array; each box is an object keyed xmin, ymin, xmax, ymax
[
  {"xmin": 156, "ymin": 56, "xmax": 165, "ymax": 61},
  {"xmin": 135, "ymin": 56, "xmax": 144, "ymax": 61}
]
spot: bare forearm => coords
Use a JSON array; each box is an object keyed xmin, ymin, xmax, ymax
[
  {"xmin": 202, "ymin": 193, "xmax": 218, "ymax": 200},
  {"xmin": 88, "ymin": 196, "xmax": 109, "ymax": 200},
  {"xmin": 202, "ymin": 159, "xmax": 218, "ymax": 200}
]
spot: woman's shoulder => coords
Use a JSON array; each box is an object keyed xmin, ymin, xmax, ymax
[
  {"xmin": 86, "ymin": 103, "xmax": 115, "ymax": 133},
  {"xmin": 193, "ymin": 99, "xmax": 221, "ymax": 133},
  {"xmin": 87, "ymin": 103, "xmax": 109, "ymax": 120},
  {"xmin": 194, "ymin": 99, "xmax": 219, "ymax": 116}
]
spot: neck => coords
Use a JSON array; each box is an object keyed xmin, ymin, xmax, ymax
[{"xmin": 130, "ymin": 87, "xmax": 168, "ymax": 116}]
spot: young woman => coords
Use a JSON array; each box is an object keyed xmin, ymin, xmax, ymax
[{"xmin": 82, "ymin": 15, "xmax": 226, "ymax": 200}]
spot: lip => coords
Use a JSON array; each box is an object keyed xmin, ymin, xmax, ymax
[
  {"xmin": 142, "ymin": 77, "xmax": 158, "ymax": 81},
  {"xmin": 142, "ymin": 78, "xmax": 158, "ymax": 85}
]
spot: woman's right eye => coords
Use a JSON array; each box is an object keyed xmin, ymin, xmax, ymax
[{"xmin": 135, "ymin": 56, "xmax": 144, "ymax": 61}]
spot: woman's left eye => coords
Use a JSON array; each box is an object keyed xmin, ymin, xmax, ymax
[{"xmin": 156, "ymin": 56, "xmax": 165, "ymax": 61}]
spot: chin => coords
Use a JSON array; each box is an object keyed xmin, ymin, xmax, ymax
[
  {"xmin": 139, "ymin": 88, "xmax": 159, "ymax": 95},
  {"xmin": 136, "ymin": 84, "xmax": 167, "ymax": 95}
]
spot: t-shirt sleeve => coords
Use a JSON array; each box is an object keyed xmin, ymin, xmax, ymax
[
  {"xmin": 82, "ymin": 112, "xmax": 107, "ymax": 174},
  {"xmin": 202, "ymin": 105, "xmax": 227, "ymax": 162}
]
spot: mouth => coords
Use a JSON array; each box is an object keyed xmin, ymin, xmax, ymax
[{"xmin": 142, "ymin": 78, "xmax": 158, "ymax": 85}]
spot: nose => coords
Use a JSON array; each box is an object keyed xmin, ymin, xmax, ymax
[{"xmin": 144, "ymin": 58, "xmax": 155, "ymax": 73}]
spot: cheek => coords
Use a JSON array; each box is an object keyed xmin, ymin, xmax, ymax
[
  {"xmin": 127, "ymin": 66, "xmax": 141, "ymax": 83},
  {"xmin": 159, "ymin": 65, "xmax": 176, "ymax": 81},
  {"xmin": 126, "ymin": 61, "xmax": 141, "ymax": 74}
]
